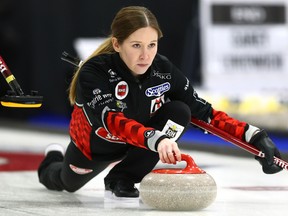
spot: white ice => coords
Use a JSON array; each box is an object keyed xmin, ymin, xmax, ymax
[{"xmin": 0, "ymin": 125, "xmax": 287, "ymax": 216}]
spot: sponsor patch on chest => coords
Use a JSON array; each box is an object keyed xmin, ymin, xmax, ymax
[
  {"xmin": 115, "ymin": 81, "xmax": 129, "ymax": 100},
  {"xmin": 145, "ymin": 82, "xmax": 170, "ymax": 97},
  {"xmin": 150, "ymin": 95, "xmax": 165, "ymax": 115}
]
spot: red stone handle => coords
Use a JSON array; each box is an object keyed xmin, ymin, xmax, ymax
[{"xmin": 152, "ymin": 154, "xmax": 205, "ymax": 174}]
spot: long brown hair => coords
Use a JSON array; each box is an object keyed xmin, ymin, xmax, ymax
[{"xmin": 68, "ymin": 6, "xmax": 163, "ymax": 105}]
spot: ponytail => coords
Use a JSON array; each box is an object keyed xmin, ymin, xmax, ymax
[{"xmin": 68, "ymin": 37, "xmax": 115, "ymax": 105}]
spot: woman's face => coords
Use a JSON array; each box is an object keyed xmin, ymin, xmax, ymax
[{"xmin": 112, "ymin": 27, "xmax": 158, "ymax": 77}]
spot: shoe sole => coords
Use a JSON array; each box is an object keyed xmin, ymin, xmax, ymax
[{"xmin": 104, "ymin": 190, "xmax": 139, "ymax": 200}]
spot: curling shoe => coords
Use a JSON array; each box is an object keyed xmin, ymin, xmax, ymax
[
  {"xmin": 38, "ymin": 143, "xmax": 65, "ymax": 178},
  {"xmin": 44, "ymin": 143, "xmax": 65, "ymax": 156},
  {"xmin": 105, "ymin": 180, "xmax": 139, "ymax": 198}
]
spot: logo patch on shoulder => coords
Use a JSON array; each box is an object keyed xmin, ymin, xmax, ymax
[
  {"xmin": 69, "ymin": 164, "xmax": 93, "ymax": 175},
  {"xmin": 115, "ymin": 81, "xmax": 129, "ymax": 100}
]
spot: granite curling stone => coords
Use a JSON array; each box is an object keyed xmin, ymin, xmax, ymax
[{"xmin": 139, "ymin": 154, "xmax": 217, "ymax": 211}]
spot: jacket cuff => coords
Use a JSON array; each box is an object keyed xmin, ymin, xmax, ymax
[
  {"xmin": 146, "ymin": 130, "xmax": 168, "ymax": 152},
  {"xmin": 245, "ymin": 124, "xmax": 260, "ymax": 142}
]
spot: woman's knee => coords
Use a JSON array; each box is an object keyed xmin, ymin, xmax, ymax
[
  {"xmin": 155, "ymin": 101, "xmax": 191, "ymax": 126},
  {"xmin": 165, "ymin": 101, "xmax": 191, "ymax": 121}
]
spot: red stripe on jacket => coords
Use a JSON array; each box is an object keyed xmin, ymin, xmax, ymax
[
  {"xmin": 106, "ymin": 112, "xmax": 153, "ymax": 149},
  {"xmin": 69, "ymin": 105, "xmax": 93, "ymax": 160},
  {"xmin": 210, "ymin": 109, "xmax": 247, "ymax": 140}
]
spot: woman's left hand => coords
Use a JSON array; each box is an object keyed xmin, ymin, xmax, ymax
[{"xmin": 250, "ymin": 130, "xmax": 283, "ymax": 174}]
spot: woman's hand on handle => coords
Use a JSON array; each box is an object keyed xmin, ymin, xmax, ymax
[{"xmin": 157, "ymin": 138, "xmax": 181, "ymax": 164}]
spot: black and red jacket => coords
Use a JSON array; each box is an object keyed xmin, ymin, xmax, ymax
[{"xmin": 70, "ymin": 53, "xmax": 249, "ymax": 160}]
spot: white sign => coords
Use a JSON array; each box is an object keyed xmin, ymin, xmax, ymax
[
  {"xmin": 74, "ymin": 38, "xmax": 105, "ymax": 60},
  {"xmin": 200, "ymin": 0, "xmax": 288, "ymax": 96}
]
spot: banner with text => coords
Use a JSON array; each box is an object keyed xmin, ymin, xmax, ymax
[{"xmin": 200, "ymin": 0, "xmax": 288, "ymax": 96}]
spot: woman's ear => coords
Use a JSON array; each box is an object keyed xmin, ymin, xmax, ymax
[{"xmin": 112, "ymin": 37, "xmax": 120, "ymax": 52}]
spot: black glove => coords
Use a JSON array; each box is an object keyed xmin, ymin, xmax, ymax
[{"xmin": 250, "ymin": 130, "xmax": 283, "ymax": 174}]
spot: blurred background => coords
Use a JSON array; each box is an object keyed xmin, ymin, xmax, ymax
[
  {"xmin": 0, "ymin": 0, "xmax": 203, "ymax": 127},
  {"xmin": 0, "ymin": 0, "xmax": 287, "ymax": 151}
]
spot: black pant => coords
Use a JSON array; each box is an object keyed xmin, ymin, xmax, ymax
[{"xmin": 38, "ymin": 101, "xmax": 191, "ymax": 192}]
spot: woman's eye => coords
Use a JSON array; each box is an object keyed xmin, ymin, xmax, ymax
[
  {"xmin": 148, "ymin": 43, "xmax": 156, "ymax": 48},
  {"xmin": 132, "ymin": 44, "xmax": 141, "ymax": 48}
]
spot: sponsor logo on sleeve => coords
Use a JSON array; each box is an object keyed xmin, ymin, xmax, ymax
[
  {"xmin": 162, "ymin": 119, "xmax": 184, "ymax": 141},
  {"xmin": 144, "ymin": 130, "xmax": 155, "ymax": 138},
  {"xmin": 95, "ymin": 127, "xmax": 126, "ymax": 144},
  {"xmin": 193, "ymin": 90, "xmax": 207, "ymax": 105}
]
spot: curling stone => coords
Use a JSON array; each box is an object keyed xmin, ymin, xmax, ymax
[{"xmin": 139, "ymin": 154, "xmax": 217, "ymax": 211}]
